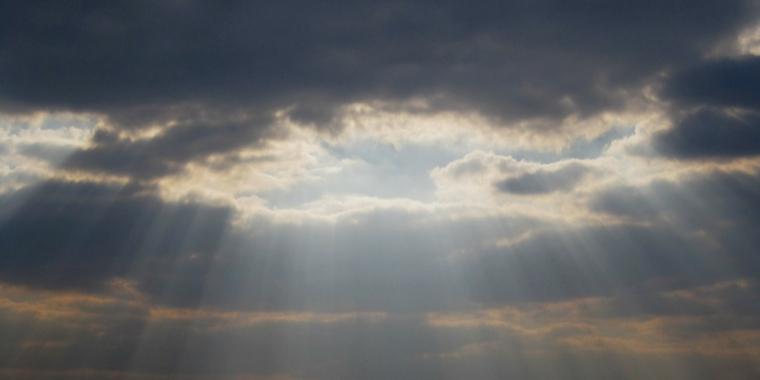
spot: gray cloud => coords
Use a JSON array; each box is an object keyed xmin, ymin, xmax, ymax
[
  {"xmin": 2, "ymin": 168, "xmax": 759, "ymax": 316},
  {"xmin": 462, "ymin": 225, "xmax": 725, "ymax": 304},
  {"xmin": 0, "ymin": 173, "xmax": 745, "ymax": 312},
  {"xmin": 652, "ymin": 55, "xmax": 760, "ymax": 159},
  {"xmin": 495, "ymin": 163, "xmax": 593, "ymax": 194},
  {"xmin": 2, "ymin": 0, "xmax": 755, "ymax": 178},
  {"xmin": 1, "ymin": 1, "xmax": 755, "ymax": 123},
  {"xmin": 1, "ymin": 172, "xmax": 760, "ymax": 379},
  {"xmin": 2, "ymin": 281, "xmax": 759, "ymax": 380},
  {"xmin": 590, "ymin": 169, "xmax": 760, "ymax": 277},
  {"xmin": 162, "ymin": 209, "xmax": 730, "ymax": 311},
  {"xmin": 653, "ymin": 108, "xmax": 760, "ymax": 159},
  {"xmin": 663, "ymin": 56, "xmax": 760, "ymax": 110},
  {"xmin": 3, "ymin": 2, "xmax": 760, "ymax": 378},
  {"xmin": 591, "ymin": 169, "xmax": 760, "ymax": 227},
  {"xmin": 0, "ymin": 180, "xmax": 231, "ymax": 295},
  {"xmin": 62, "ymin": 114, "xmax": 274, "ymax": 179}
]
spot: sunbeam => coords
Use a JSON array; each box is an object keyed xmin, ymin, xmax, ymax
[{"xmin": 2, "ymin": 1, "xmax": 760, "ymax": 379}]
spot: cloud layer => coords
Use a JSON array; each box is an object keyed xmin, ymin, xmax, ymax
[{"xmin": 2, "ymin": 1, "xmax": 760, "ymax": 379}]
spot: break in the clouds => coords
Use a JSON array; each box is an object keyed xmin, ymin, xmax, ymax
[{"xmin": 3, "ymin": 1, "xmax": 760, "ymax": 379}]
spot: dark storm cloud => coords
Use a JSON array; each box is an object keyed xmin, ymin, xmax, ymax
[
  {"xmin": 664, "ymin": 56, "xmax": 760, "ymax": 110},
  {"xmin": 653, "ymin": 107, "xmax": 760, "ymax": 159},
  {"xmin": 653, "ymin": 56, "xmax": 760, "ymax": 159},
  {"xmin": 62, "ymin": 114, "xmax": 273, "ymax": 179},
  {"xmin": 2, "ymin": 0, "xmax": 756, "ymax": 179},
  {"xmin": 495, "ymin": 162, "xmax": 592, "ymax": 194},
  {"xmin": 0, "ymin": 180, "xmax": 231, "ymax": 293},
  {"xmin": 1, "ymin": 0, "xmax": 756, "ymax": 123}
]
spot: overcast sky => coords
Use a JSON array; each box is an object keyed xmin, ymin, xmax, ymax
[{"xmin": 2, "ymin": 1, "xmax": 760, "ymax": 379}]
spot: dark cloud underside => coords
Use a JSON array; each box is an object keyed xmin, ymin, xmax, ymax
[
  {"xmin": 664, "ymin": 56, "xmax": 760, "ymax": 109},
  {"xmin": 654, "ymin": 109, "xmax": 760, "ymax": 158},
  {"xmin": 62, "ymin": 115, "xmax": 274, "ymax": 179},
  {"xmin": 1, "ymin": 0, "xmax": 756, "ymax": 180},
  {"xmin": 0, "ymin": 181, "xmax": 230, "ymax": 295},
  {"xmin": 495, "ymin": 163, "xmax": 592, "ymax": 194},
  {"xmin": 654, "ymin": 54, "xmax": 760, "ymax": 159},
  {"xmin": 1, "ymin": 0, "xmax": 755, "ymax": 123}
]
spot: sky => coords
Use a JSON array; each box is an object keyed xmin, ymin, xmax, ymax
[{"xmin": 2, "ymin": 1, "xmax": 760, "ymax": 379}]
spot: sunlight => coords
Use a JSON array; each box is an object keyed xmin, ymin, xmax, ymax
[{"xmin": 3, "ymin": 2, "xmax": 760, "ymax": 379}]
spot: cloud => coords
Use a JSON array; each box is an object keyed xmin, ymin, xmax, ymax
[
  {"xmin": 1, "ymin": 155, "xmax": 757, "ymax": 316},
  {"xmin": 1, "ymin": 1, "xmax": 754, "ymax": 181},
  {"xmin": 61, "ymin": 114, "xmax": 275, "ymax": 180},
  {"xmin": 2, "ymin": 1, "xmax": 756, "ymax": 124},
  {"xmin": 653, "ymin": 108, "xmax": 760, "ymax": 159},
  {"xmin": 0, "ymin": 180, "xmax": 231, "ymax": 296},
  {"xmin": 3, "ymin": 2, "xmax": 760, "ymax": 379},
  {"xmin": 158, "ymin": 209, "xmax": 730, "ymax": 311},
  {"xmin": 5, "ymin": 278, "xmax": 760, "ymax": 380},
  {"xmin": 589, "ymin": 169, "xmax": 760, "ymax": 280},
  {"xmin": 461, "ymin": 224, "xmax": 725, "ymax": 304},
  {"xmin": 651, "ymin": 55, "xmax": 760, "ymax": 159},
  {"xmin": 431, "ymin": 151, "xmax": 608, "ymax": 206},
  {"xmin": 0, "ymin": 114, "xmax": 96, "ymax": 192},
  {"xmin": 495, "ymin": 162, "xmax": 593, "ymax": 195},
  {"xmin": 2, "ymin": 175, "xmax": 723, "ymax": 313},
  {"xmin": 590, "ymin": 169, "xmax": 760, "ymax": 229},
  {"xmin": 663, "ymin": 56, "xmax": 760, "ymax": 110}
]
